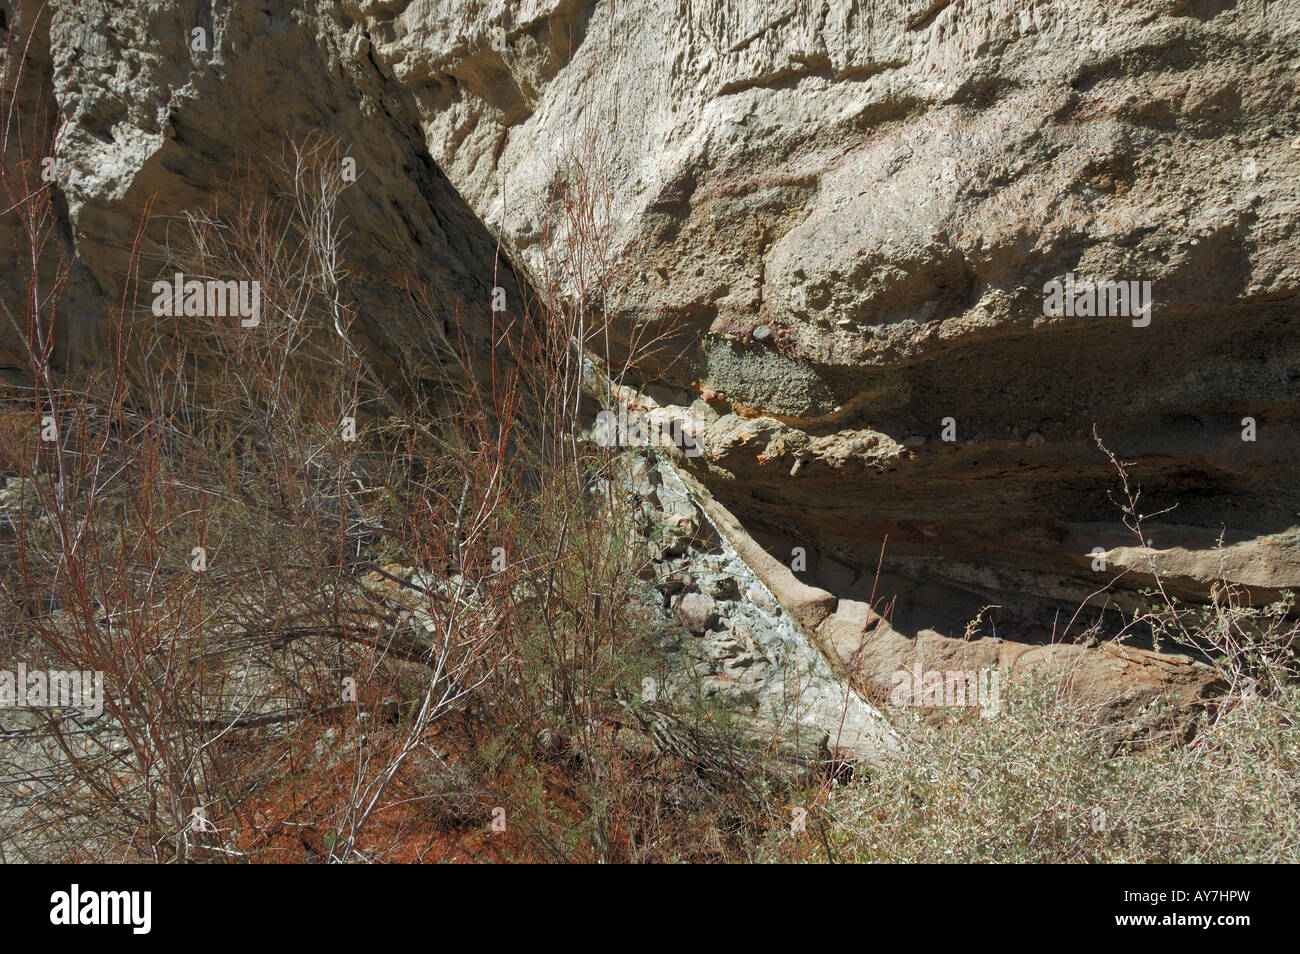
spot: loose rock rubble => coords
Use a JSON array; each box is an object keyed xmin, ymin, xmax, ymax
[{"xmin": 618, "ymin": 452, "xmax": 902, "ymax": 767}]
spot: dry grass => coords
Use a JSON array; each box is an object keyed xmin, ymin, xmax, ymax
[{"xmin": 768, "ymin": 672, "xmax": 1299, "ymax": 863}]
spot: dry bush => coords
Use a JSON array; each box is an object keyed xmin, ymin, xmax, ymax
[
  {"xmin": 412, "ymin": 121, "xmax": 783, "ymax": 863},
  {"xmin": 0, "ymin": 17, "xmax": 763, "ymax": 861},
  {"xmin": 0, "ymin": 81, "xmax": 524, "ymax": 858},
  {"xmin": 769, "ymin": 670, "xmax": 1299, "ymax": 864},
  {"xmin": 764, "ymin": 443, "xmax": 1300, "ymax": 864}
]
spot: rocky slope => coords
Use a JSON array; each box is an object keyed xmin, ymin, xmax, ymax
[{"xmin": 2, "ymin": 0, "xmax": 1296, "ymax": 712}]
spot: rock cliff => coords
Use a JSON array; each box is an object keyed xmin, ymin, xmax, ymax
[{"xmin": 3, "ymin": 0, "xmax": 1297, "ymax": 699}]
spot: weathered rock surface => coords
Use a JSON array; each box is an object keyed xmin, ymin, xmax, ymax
[
  {"xmin": 620, "ymin": 452, "xmax": 902, "ymax": 765},
  {"xmin": 363, "ymin": 0, "xmax": 1300, "ymax": 625},
  {"xmin": 4, "ymin": 0, "xmax": 1296, "ymax": 725},
  {"xmin": 1, "ymin": 0, "xmax": 526, "ymax": 393},
  {"xmin": 639, "ymin": 440, "xmax": 1221, "ymax": 743}
]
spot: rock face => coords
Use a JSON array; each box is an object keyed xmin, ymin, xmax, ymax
[
  {"xmin": 0, "ymin": 0, "xmax": 527, "ymax": 393},
  {"xmin": 367, "ymin": 0, "xmax": 1300, "ymax": 627},
  {"xmin": 4, "ymin": 1, "xmax": 1298, "ymax": 679}
]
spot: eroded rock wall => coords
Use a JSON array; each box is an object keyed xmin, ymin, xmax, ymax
[
  {"xmin": 6, "ymin": 0, "xmax": 1299, "ymax": 643},
  {"xmin": 1, "ymin": 0, "xmax": 526, "ymax": 392},
  {"xmin": 376, "ymin": 0, "xmax": 1300, "ymax": 630}
]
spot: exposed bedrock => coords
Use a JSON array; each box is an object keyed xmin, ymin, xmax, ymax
[
  {"xmin": 0, "ymin": 0, "xmax": 526, "ymax": 393},
  {"xmin": 6, "ymin": 0, "xmax": 1300, "ymax": 648},
  {"xmin": 695, "ymin": 300, "xmax": 1300, "ymax": 626},
  {"xmin": 369, "ymin": 0, "xmax": 1300, "ymax": 626}
]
